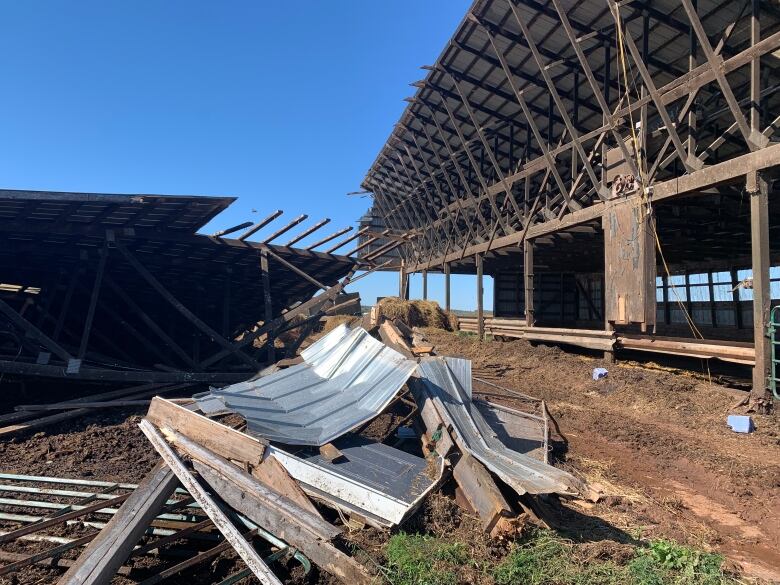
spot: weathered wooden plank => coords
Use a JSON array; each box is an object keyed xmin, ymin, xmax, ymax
[
  {"xmin": 146, "ymin": 397, "xmax": 267, "ymax": 466},
  {"xmin": 453, "ymin": 454, "xmax": 513, "ymax": 537},
  {"xmin": 378, "ymin": 321, "xmax": 414, "ymax": 358},
  {"xmin": 251, "ymin": 452, "xmax": 321, "ymax": 518},
  {"xmin": 138, "ymin": 420, "xmax": 282, "ymax": 585},
  {"xmin": 195, "ymin": 463, "xmax": 372, "ymax": 585},
  {"xmin": 160, "ymin": 426, "xmax": 337, "ymax": 540},
  {"xmin": 57, "ymin": 462, "xmax": 179, "ymax": 585},
  {"xmin": 603, "ymin": 197, "xmax": 656, "ymax": 327}
]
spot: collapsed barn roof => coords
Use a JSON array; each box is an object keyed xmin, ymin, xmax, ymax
[{"xmin": 0, "ymin": 189, "xmax": 359, "ymax": 383}]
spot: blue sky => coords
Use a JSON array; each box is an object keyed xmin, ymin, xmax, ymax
[{"xmin": 0, "ymin": 1, "xmax": 492, "ymax": 310}]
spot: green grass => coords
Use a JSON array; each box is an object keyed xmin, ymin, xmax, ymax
[
  {"xmin": 385, "ymin": 533, "xmax": 475, "ymax": 585},
  {"xmin": 383, "ymin": 531, "xmax": 735, "ymax": 585}
]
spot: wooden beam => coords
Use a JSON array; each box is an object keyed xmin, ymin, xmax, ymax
[
  {"xmin": 138, "ymin": 420, "xmax": 283, "ymax": 585},
  {"xmin": 115, "ymin": 240, "xmax": 260, "ymax": 370},
  {"xmin": 453, "ymin": 454, "xmax": 513, "ymax": 537},
  {"xmin": 146, "ymin": 397, "xmax": 267, "ymax": 466},
  {"xmin": 260, "ymin": 249, "xmax": 275, "ymax": 364},
  {"xmin": 476, "ymin": 254, "xmax": 484, "ymax": 340},
  {"xmin": 57, "ymin": 462, "xmax": 179, "ymax": 585},
  {"xmin": 286, "ymin": 218, "xmax": 331, "ymax": 247},
  {"xmin": 524, "ymin": 242, "xmax": 534, "ymax": 326},
  {"xmin": 748, "ymin": 171, "xmax": 771, "ymax": 410},
  {"xmin": 0, "ymin": 384, "xmax": 189, "ymax": 438},
  {"xmin": 444, "ymin": 263, "xmax": 451, "ymax": 311},
  {"xmin": 238, "ymin": 210, "xmax": 283, "ymax": 241},
  {"xmin": 198, "ymin": 271, "xmax": 353, "ymax": 369},
  {"xmin": 104, "ymin": 276, "xmax": 198, "ymax": 369},
  {"xmin": 651, "ymin": 142, "xmax": 780, "ymax": 202},
  {"xmin": 78, "ymin": 248, "xmax": 107, "ymax": 359},
  {"xmin": 0, "ymin": 297, "xmax": 73, "ymax": 363},
  {"xmin": 262, "ymin": 246, "xmax": 327, "ymax": 291}
]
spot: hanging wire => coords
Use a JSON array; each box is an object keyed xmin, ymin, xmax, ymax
[{"xmin": 612, "ymin": 5, "xmax": 713, "ymax": 383}]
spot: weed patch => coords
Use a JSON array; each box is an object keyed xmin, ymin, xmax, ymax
[
  {"xmin": 384, "ymin": 533, "xmax": 477, "ymax": 585},
  {"xmin": 383, "ymin": 530, "xmax": 736, "ymax": 585}
]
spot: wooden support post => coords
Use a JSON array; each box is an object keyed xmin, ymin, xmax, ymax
[
  {"xmin": 398, "ymin": 262, "xmax": 409, "ymax": 300},
  {"xmin": 748, "ymin": 171, "xmax": 771, "ymax": 411},
  {"xmin": 78, "ymin": 248, "xmax": 107, "ymax": 359},
  {"xmin": 58, "ymin": 462, "xmax": 179, "ymax": 585},
  {"xmin": 53, "ymin": 269, "xmax": 79, "ymax": 342},
  {"xmin": 260, "ymin": 249, "xmax": 275, "ymax": 364},
  {"xmin": 444, "ymin": 262, "xmax": 451, "ymax": 312},
  {"xmin": 524, "ymin": 241, "xmax": 535, "ymax": 327},
  {"xmin": 476, "ymin": 253, "xmax": 484, "ymax": 340},
  {"xmin": 422, "ymin": 270, "xmax": 428, "ymax": 300}
]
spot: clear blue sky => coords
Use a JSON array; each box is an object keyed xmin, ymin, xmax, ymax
[{"xmin": 0, "ymin": 1, "xmax": 492, "ymax": 310}]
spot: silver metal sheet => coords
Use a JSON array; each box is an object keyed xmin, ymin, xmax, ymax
[
  {"xmin": 197, "ymin": 324, "xmax": 418, "ymax": 446},
  {"xmin": 270, "ymin": 437, "xmax": 443, "ymax": 527},
  {"xmin": 473, "ymin": 399, "xmax": 548, "ymax": 463},
  {"xmin": 411, "ymin": 356, "xmax": 583, "ymax": 497}
]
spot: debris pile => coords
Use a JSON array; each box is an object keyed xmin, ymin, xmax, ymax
[{"xmin": 2, "ymin": 316, "xmax": 589, "ymax": 584}]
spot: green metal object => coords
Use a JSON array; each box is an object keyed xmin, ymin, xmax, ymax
[{"xmin": 769, "ymin": 306, "xmax": 780, "ymax": 399}]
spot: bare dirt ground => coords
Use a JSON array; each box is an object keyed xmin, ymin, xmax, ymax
[
  {"xmin": 1, "ymin": 331, "xmax": 778, "ymax": 583},
  {"xmin": 424, "ymin": 329, "xmax": 780, "ymax": 582}
]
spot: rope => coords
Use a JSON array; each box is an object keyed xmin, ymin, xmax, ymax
[{"xmin": 613, "ymin": 4, "xmax": 712, "ymax": 383}]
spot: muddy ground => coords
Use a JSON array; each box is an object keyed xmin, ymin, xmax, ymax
[
  {"xmin": 0, "ymin": 330, "xmax": 778, "ymax": 583},
  {"xmin": 424, "ymin": 330, "xmax": 780, "ymax": 582}
]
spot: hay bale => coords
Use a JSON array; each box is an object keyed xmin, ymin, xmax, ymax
[{"xmin": 375, "ymin": 297, "xmax": 455, "ymax": 331}]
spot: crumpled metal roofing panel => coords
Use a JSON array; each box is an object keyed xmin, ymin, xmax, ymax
[
  {"xmin": 270, "ymin": 436, "xmax": 444, "ymax": 528},
  {"xmin": 199, "ymin": 324, "xmax": 418, "ymax": 446},
  {"xmin": 412, "ymin": 356, "xmax": 584, "ymax": 497}
]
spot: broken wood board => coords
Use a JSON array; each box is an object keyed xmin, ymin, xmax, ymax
[
  {"xmin": 146, "ymin": 397, "xmax": 267, "ymax": 466},
  {"xmin": 251, "ymin": 451, "xmax": 321, "ymax": 518},
  {"xmin": 58, "ymin": 461, "xmax": 179, "ymax": 585},
  {"xmin": 159, "ymin": 425, "xmax": 338, "ymax": 542},
  {"xmin": 378, "ymin": 320, "xmax": 414, "ymax": 358},
  {"xmin": 195, "ymin": 464, "xmax": 372, "ymax": 585},
  {"xmin": 319, "ymin": 443, "xmax": 344, "ymax": 462},
  {"xmin": 138, "ymin": 419, "xmax": 283, "ymax": 585},
  {"xmin": 453, "ymin": 454, "xmax": 514, "ymax": 538},
  {"xmin": 411, "ymin": 345, "xmax": 435, "ymax": 356}
]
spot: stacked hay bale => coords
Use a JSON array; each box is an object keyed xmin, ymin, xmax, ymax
[{"xmin": 375, "ymin": 297, "xmax": 458, "ymax": 331}]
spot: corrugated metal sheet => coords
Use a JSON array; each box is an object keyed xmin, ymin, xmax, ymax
[
  {"xmin": 270, "ymin": 437, "xmax": 444, "ymax": 528},
  {"xmin": 411, "ymin": 356, "xmax": 584, "ymax": 496},
  {"xmin": 197, "ymin": 324, "xmax": 418, "ymax": 446}
]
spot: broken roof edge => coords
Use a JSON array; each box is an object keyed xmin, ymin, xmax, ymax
[
  {"xmin": 412, "ymin": 355, "xmax": 586, "ymax": 498},
  {"xmin": 202, "ymin": 324, "xmax": 419, "ymax": 447}
]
